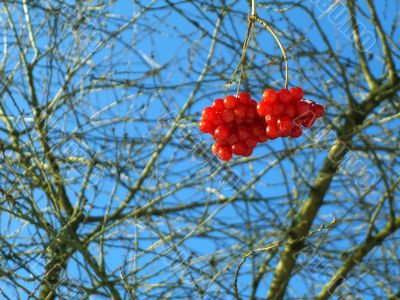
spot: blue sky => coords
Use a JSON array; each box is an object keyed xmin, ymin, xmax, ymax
[{"xmin": 1, "ymin": 0, "xmax": 399, "ymax": 299}]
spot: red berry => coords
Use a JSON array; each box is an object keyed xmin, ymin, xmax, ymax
[
  {"xmin": 213, "ymin": 114, "xmax": 223, "ymax": 126},
  {"xmin": 291, "ymin": 126, "xmax": 302, "ymax": 138},
  {"xmin": 237, "ymin": 127, "xmax": 251, "ymax": 141},
  {"xmin": 213, "ymin": 99, "xmax": 225, "ymax": 111},
  {"xmin": 257, "ymin": 133, "xmax": 268, "ymax": 143},
  {"xmin": 232, "ymin": 143, "xmax": 247, "ymax": 155},
  {"xmin": 218, "ymin": 147, "xmax": 232, "ymax": 161},
  {"xmin": 271, "ymin": 102, "xmax": 285, "ymax": 116},
  {"xmin": 247, "ymin": 107, "xmax": 258, "ymax": 120},
  {"xmin": 221, "ymin": 109, "xmax": 235, "ymax": 123},
  {"xmin": 252, "ymin": 123, "xmax": 265, "ymax": 137},
  {"xmin": 242, "ymin": 147, "xmax": 253, "ymax": 157},
  {"xmin": 263, "ymin": 89, "xmax": 278, "ymax": 104},
  {"xmin": 238, "ymin": 92, "xmax": 251, "ymax": 104},
  {"xmin": 249, "ymin": 99, "xmax": 258, "ymax": 107},
  {"xmin": 199, "ymin": 121, "xmax": 215, "ymax": 134},
  {"xmin": 257, "ymin": 101, "xmax": 270, "ymax": 116},
  {"xmin": 278, "ymin": 89, "xmax": 293, "ymax": 103},
  {"xmin": 295, "ymin": 101, "xmax": 312, "ymax": 117},
  {"xmin": 277, "ymin": 114, "xmax": 293, "ymax": 136},
  {"xmin": 234, "ymin": 105, "xmax": 247, "ymax": 119},
  {"xmin": 224, "ymin": 95, "xmax": 239, "ymax": 109},
  {"xmin": 202, "ymin": 107, "xmax": 218, "ymax": 122},
  {"xmin": 214, "ymin": 125, "xmax": 230, "ymax": 139},
  {"xmin": 285, "ymin": 104, "xmax": 296, "ymax": 118},
  {"xmin": 226, "ymin": 132, "xmax": 239, "ymax": 145},
  {"xmin": 246, "ymin": 138, "xmax": 257, "ymax": 149},
  {"xmin": 235, "ymin": 117, "xmax": 246, "ymax": 125},
  {"xmin": 303, "ymin": 116, "xmax": 316, "ymax": 128},
  {"xmin": 245, "ymin": 119, "xmax": 255, "ymax": 125},
  {"xmin": 266, "ymin": 125, "xmax": 280, "ymax": 140},
  {"xmin": 290, "ymin": 87, "xmax": 304, "ymax": 101},
  {"xmin": 212, "ymin": 143, "xmax": 220, "ymax": 155},
  {"xmin": 313, "ymin": 104, "xmax": 325, "ymax": 118},
  {"xmin": 293, "ymin": 117, "xmax": 303, "ymax": 127},
  {"xmin": 214, "ymin": 137, "xmax": 229, "ymax": 147},
  {"xmin": 265, "ymin": 114, "xmax": 277, "ymax": 126}
]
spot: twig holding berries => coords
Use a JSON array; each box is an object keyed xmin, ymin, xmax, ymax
[
  {"xmin": 200, "ymin": 1, "xmax": 325, "ymax": 161},
  {"xmin": 230, "ymin": 0, "xmax": 289, "ymax": 91},
  {"xmin": 230, "ymin": 16, "xmax": 254, "ymax": 94},
  {"xmin": 234, "ymin": 0, "xmax": 257, "ymax": 95},
  {"xmin": 251, "ymin": 14, "xmax": 289, "ymax": 90}
]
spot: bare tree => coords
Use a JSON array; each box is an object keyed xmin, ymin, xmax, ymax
[{"xmin": 0, "ymin": 0, "xmax": 399, "ymax": 299}]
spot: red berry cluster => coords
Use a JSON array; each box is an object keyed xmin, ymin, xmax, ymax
[
  {"xmin": 199, "ymin": 87, "xmax": 324, "ymax": 161},
  {"xmin": 257, "ymin": 87, "xmax": 324, "ymax": 140},
  {"xmin": 199, "ymin": 92, "xmax": 268, "ymax": 161}
]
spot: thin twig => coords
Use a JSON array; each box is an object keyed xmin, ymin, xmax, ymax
[
  {"xmin": 230, "ymin": 0, "xmax": 289, "ymax": 93},
  {"xmin": 230, "ymin": 17, "xmax": 254, "ymax": 92},
  {"xmin": 251, "ymin": 14, "xmax": 289, "ymax": 89},
  {"xmin": 230, "ymin": 0, "xmax": 255, "ymax": 94},
  {"xmin": 233, "ymin": 218, "xmax": 337, "ymax": 300},
  {"xmin": 236, "ymin": 21, "xmax": 253, "ymax": 96}
]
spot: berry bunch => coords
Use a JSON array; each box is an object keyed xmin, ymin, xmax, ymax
[
  {"xmin": 257, "ymin": 87, "xmax": 324, "ymax": 139},
  {"xmin": 199, "ymin": 92, "xmax": 268, "ymax": 161},
  {"xmin": 199, "ymin": 88, "xmax": 324, "ymax": 161}
]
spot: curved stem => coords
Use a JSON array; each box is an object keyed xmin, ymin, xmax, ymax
[
  {"xmin": 251, "ymin": 14, "xmax": 289, "ymax": 89},
  {"xmin": 231, "ymin": 0, "xmax": 289, "ymax": 94}
]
